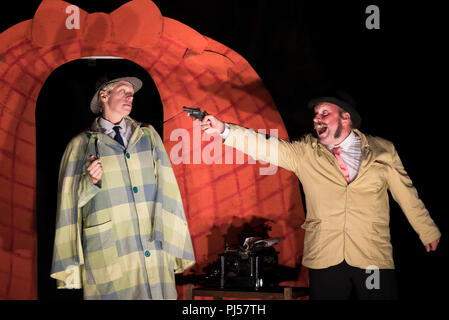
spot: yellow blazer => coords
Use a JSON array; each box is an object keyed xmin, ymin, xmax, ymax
[{"xmin": 224, "ymin": 124, "xmax": 441, "ymax": 269}]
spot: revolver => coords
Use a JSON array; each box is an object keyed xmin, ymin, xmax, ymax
[{"xmin": 183, "ymin": 106, "xmax": 207, "ymax": 121}]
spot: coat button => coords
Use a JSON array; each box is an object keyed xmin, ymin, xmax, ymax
[
  {"xmin": 144, "ymin": 250, "xmax": 151, "ymax": 257},
  {"xmin": 133, "ymin": 187, "xmax": 138, "ymax": 193},
  {"xmin": 126, "ymin": 153, "xmax": 130, "ymax": 159}
]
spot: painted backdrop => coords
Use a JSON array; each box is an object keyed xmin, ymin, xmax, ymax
[{"xmin": 0, "ymin": 0, "xmax": 306, "ymax": 299}]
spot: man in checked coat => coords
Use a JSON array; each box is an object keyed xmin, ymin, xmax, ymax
[
  {"xmin": 50, "ymin": 77, "xmax": 195, "ymax": 299},
  {"xmin": 200, "ymin": 91, "xmax": 441, "ymax": 300}
]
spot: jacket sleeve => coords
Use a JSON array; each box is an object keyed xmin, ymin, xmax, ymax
[
  {"xmin": 50, "ymin": 134, "xmax": 101, "ymax": 288},
  {"xmin": 224, "ymin": 123, "xmax": 304, "ymax": 173},
  {"xmin": 148, "ymin": 126, "xmax": 195, "ymax": 274},
  {"xmin": 386, "ymin": 143, "xmax": 441, "ymax": 245}
]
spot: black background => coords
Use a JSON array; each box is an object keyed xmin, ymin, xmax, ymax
[{"xmin": 0, "ymin": 0, "xmax": 446, "ymax": 301}]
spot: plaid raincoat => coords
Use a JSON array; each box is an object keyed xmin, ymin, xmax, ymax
[{"xmin": 50, "ymin": 116, "xmax": 195, "ymax": 299}]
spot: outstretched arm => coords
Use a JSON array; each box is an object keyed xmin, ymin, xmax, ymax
[{"xmin": 200, "ymin": 114, "xmax": 303, "ymax": 173}]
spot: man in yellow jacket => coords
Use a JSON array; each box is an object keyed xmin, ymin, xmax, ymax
[{"xmin": 200, "ymin": 92, "xmax": 441, "ymax": 300}]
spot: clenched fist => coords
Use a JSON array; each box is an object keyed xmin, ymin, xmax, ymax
[{"xmin": 87, "ymin": 155, "xmax": 103, "ymax": 185}]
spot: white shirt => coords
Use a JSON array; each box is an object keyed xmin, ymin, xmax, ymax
[
  {"xmin": 325, "ymin": 130, "xmax": 362, "ymax": 182},
  {"xmin": 221, "ymin": 124, "xmax": 362, "ymax": 182},
  {"xmin": 98, "ymin": 117, "xmax": 133, "ymax": 148}
]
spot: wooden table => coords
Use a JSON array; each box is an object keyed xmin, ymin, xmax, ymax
[{"xmin": 185, "ymin": 284, "xmax": 308, "ymax": 300}]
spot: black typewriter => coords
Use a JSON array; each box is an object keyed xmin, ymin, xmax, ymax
[{"xmin": 199, "ymin": 237, "xmax": 282, "ymax": 290}]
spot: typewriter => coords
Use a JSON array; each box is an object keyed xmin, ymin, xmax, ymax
[{"xmin": 200, "ymin": 237, "xmax": 282, "ymax": 290}]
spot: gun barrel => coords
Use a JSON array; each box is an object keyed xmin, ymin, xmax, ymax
[
  {"xmin": 183, "ymin": 106, "xmax": 199, "ymax": 111},
  {"xmin": 183, "ymin": 106, "xmax": 206, "ymax": 120}
]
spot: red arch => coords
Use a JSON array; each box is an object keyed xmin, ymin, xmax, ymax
[{"xmin": 0, "ymin": 0, "xmax": 306, "ymax": 299}]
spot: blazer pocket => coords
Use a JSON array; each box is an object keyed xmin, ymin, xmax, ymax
[
  {"xmin": 368, "ymin": 222, "xmax": 392, "ymax": 261},
  {"xmin": 301, "ymin": 219, "xmax": 321, "ymax": 259},
  {"xmin": 83, "ymin": 220, "xmax": 123, "ymax": 285},
  {"xmin": 370, "ymin": 222, "xmax": 391, "ymax": 241}
]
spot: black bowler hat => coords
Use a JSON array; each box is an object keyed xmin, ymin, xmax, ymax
[{"xmin": 308, "ymin": 90, "xmax": 362, "ymax": 129}]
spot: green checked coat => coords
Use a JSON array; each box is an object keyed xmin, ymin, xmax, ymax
[{"xmin": 50, "ymin": 116, "xmax": 195, "ymax": 300}]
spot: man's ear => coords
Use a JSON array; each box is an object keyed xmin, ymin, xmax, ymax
[
  {"xmin": 99, "ymin": 90, "xmax": 108, "ymax": 102},
  {"xmin": 342, "ymin": 112, "xmax": 351, "ymax": 121},
  {"xmin": 342, "ymin": 112, "xmax": 353, "ymax": 128}
]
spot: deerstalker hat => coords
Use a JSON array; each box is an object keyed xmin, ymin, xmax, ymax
[{"xmin": 90, "ymin": 76, "xmax": 142, "ymax": 114}]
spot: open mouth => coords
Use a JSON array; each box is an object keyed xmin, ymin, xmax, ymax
[{"xmin": 316, "ymin": 126, "xmax": 328, "ymax": 136}]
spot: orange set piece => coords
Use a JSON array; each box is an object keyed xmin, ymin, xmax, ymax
[{"xmin": 0, "ymin": 0, "xmax": 306, "ymax": 299}]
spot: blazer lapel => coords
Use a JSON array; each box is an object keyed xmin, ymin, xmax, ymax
[
  {"xmin": 352, "ymin": 129, "xmax": 375, "ymax": 183},
  {"xmin": 315, "ymin": 142, "xmax": 349, "ymax": 185}
]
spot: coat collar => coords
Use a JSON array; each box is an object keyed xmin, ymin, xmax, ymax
[
  {"xmin": 311, "ymin": 129, "xmax": 371, "ymax": 152},
  {"xmin": 352, "ymin": 129, "xmax": 376, "ymax": 183},
  {"xmin": 97, "ymin": 117, "xmax": 127, "ymax": 134},
  {"xmin": 90, "ymin": 116, "xmax": 144, "ymax": 149},
  {"xmin": 311, "ymin": 129, "xmax": 375, "ymax": 184},
  {"xmin": 90, "ymin": 116, "xmax": 140, "ymax": 132},
  {"xmin": 354, "ymin": 129, "xmax": 371, "ymax": 155}
]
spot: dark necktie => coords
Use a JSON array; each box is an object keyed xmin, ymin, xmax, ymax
[{"xmin": 113, "ymin": 126, "xmax": 125, "ymax": 147}]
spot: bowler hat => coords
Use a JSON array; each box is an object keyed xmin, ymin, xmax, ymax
[
  {"xmin": 90, "ymin": 76, "xmax": 143, "ymax": 114},
  {"xmin": 308, "ymin": 90, "xmax": 362, "ymax": 129}
]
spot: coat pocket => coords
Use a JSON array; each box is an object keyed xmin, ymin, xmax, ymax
[
  {"xmin": 83, "ymin": 220, "xmax": 123, "ymax": 285},
  {"xmin": 368, "ymin": 222, "xmax": 393, "ymax": 261},
  {"xmin": 301, "ymin": 219, "xmax": 321, "ymax": 260}
]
